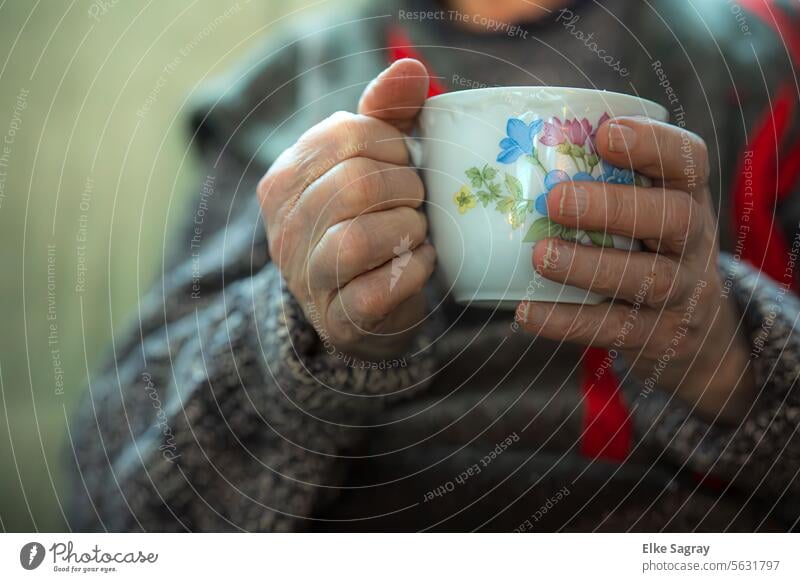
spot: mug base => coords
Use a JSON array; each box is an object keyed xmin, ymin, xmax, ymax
[{"xmin": 454, "ymin": 289, "xmax": 605, "ymax": 309}]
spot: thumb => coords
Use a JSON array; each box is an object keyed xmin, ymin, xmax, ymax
[{"xmin": 358, "ymin": 58, "xmax": 430, "ymax": 134}]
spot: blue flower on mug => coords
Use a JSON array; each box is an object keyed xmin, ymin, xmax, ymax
[
  {"xmin": 534, "ymin": 169, "xmax": 594, "ymax": 216},
  {"xmin": 497, "ymin": 118, "xmax": 544, "ymax": 164},
  {"xmin": 600, "ymin": 160, "xmax": 635, "ymax": 185}
]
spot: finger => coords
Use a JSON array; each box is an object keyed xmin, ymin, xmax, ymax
[
  {"xmin": 594, "ymin": 116, "xmax": 709, "ymax": 192},
  {"xmin": 302, "ymin": 158, "xmax": 424, "ymax": 238},
  {"xmin": 515, "ymin": 300, "xmax": 658, "ymax": 349},
  {"xmin": 327, "ymin": 243, "xmax": 436, "ymax": 336},
  {"xmin": 357, "ymin": 58, "xmax": 429, "ymax": 133},
  {"xmin": 258, "ymin": 112, "xmax": 409, "ymax": 223},
  {"xmin": 309, "ymin": 206, "xmax": 428, "ymax": 289},
  {"xmin": 532, "ymin": 238, "xmax": 687, "ymax": 307},
  {"xmin": 547, "ymin": 181, "xmax": 706, "ymax": 253}
]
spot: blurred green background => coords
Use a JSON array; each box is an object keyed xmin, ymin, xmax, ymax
[{"xmin": 0, "ymin": 0, "xmax": 317, "ymax": 532}]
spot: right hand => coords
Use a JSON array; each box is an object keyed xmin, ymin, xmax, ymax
[{"xmin": 257, "ymin": 59, "xmax": 436, "ymax": 361}]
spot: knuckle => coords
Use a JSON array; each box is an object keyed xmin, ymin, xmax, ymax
[
  {"xmin": 563, "ymin": 313, "xmax": 596, "ymax": 343},
  {"xmin": 329, "ymin": 110, "xmax": 354, "ymax": 122},
  {"xmin": 671, "ymin": 128, "xmax": 708, "ymax": 183},
  {"xmin": 352, "ymin": 283, "xmax": 389, "ymax": 321},
  {"xmin": 258, "ymin": 165, "xmax": 296, "ymax": 221},
  {"xmin": 395, "ymin": 204, "xmax": 424, "ymax": 231},
  {"xmin": 606, "ymin": 309, "xmax": 635, "ymax": 346},
  {"xmin": 588, "ymin": 252, "xmax": 619, "ymax": 292},
  {"xmin": 655, "ymin": 125, "xmax": 673, "ymax": 155},
  {"xmin": 326, "ymin": 111, "xmax": 366, "ymax": 153},
  {"xmin": 692, "ymin": 135, "xmax": 710, "ymax": 182},
  {"xmin": 287, "ymin": 111, "xmax": 364, "ymax": 194},
  {"xmin": 335, "ymin": 158, "xmax": 386, "ymax": 210},
  {"xmin": 384, "ymin": 166, "xmax": 426, "ymax": 208},
  {"xmin": 418, "ymin": 249, "xmax": 436, "ymax": 284},
  {"xmin": 684, "ymin": 198, "xmax": 706, "ymax": 245},
  {"xmin": 406, "ymin": 245, "xmax": 435, "ymax": 290},
  {"xmin": 307, "ymin": 244, "xmax": 332, "ymax": 290},
  {"xmin": 256, "ymin": 173, "xmax": 274, "ymax": 207},
  {"xmin": 335, "ymin": 219, "xmax": 371, "ymax": 269},
  {"xmin": 267, "ymin": 224, "xmax": 287, "ymax": 263},
  {"xmin": 645, "ymin": 258, "xmax": 679, "ymax": 305},
  {"xmin": 666, "ymin": 192, "xmax": 695, "ymax": 248},
  {"xmin": 285, "ymin": 279, "xmax": 310, "ymax": 309},
  {"xmin": 606, "ymin": 187, "xmax": 628, "ymax": 229},
  {"xmin": 403, "ymin": 168, "xmax": 425, "ymax": 206},
  {"xmin": 326, "ymin": 304, "xmax": 361, "ymax": 345},
  {"xmin": 292, "ymin": 142, "xmax": 326, "ymax": 191},
  {"xmin": 267, "ymin": 216, "xmax": 297, "ymax": 269}
]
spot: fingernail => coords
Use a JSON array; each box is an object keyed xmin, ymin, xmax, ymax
[
  {"xmin": 608, "ymin": 122, "xmax": 637, "ymax": 153},
  {"xmin": 542, "ymin": 239, "xmax": 561, "ymax": 270},
  {"xmin": 520, "ymin": 303, "xmax": 546, "ymax": 326},
  {"xmin": 558, "ymin": 184, "xmax": 589, "ymax": 217}
]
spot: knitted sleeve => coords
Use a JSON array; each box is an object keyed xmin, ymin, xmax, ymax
[{"xmin": 625, "ymin": 254, "xmax": 800, "ymax": 527}]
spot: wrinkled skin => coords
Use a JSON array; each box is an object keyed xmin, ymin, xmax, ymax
[
  {"xmin": 258, "ymin": 59, "xmax": 436, "ymax": 361},
  {"xmin": 517, "ymin": 117, "xmax": 755, "ymax": 424}
]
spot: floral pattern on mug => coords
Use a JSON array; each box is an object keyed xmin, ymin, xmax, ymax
[
  {"xmin": 453, "ymin": 112, "xmax": 640, "ymax": 248},
  {"xmin": 497, "ymin": 118, "xmax": 544, "ymax": 164},
  {"xmin": 534, "ymin": 169, "xmax": 594, "ymax": 216},
  {"xmin": 599, "ymin": 159, "xmax": 635, "ymax": 185},
  {"xmin": 453, "ymin": 185, "xmax": 477, "ymax": 214}
]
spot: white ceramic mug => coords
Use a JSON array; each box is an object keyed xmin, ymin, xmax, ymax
[{"xmin": 406, "ymin": 86, "xmax": 668, "ymax": 309}]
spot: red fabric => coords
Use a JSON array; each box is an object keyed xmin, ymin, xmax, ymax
[
  {"xmin": 384, "ymin": 25, "xmax": 631, "ymax": 463},
  {"xmin": 732, "ymin": 0, "xmax": 800, "ymax": 289},
  {"xmin": 732, "ymin": 83, "xmax": 797, "ymax": 288},
  {"xmin": 386, "ymin": 26, "xmax": 446, "ymax": 97},
  {"xmin": 580, "ymin": 347, "xmax": 632, "ymax": 461},
  {"xmin": 739, "ymin": 0, "xmax": 800, "ymax": 65},
  {"xmin": 737, "ymin": 1, "xmax": 800, "ymax": 195},
  {"xmin": 779, "ymin": 139, "xmax": 800, "ymax": 195}
]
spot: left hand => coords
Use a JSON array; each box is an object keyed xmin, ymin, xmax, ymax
[{"xmin": 516, "ymin": 116, "xmax": 755, "ymax": 424}]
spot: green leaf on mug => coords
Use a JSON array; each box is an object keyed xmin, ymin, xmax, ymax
[
  {"xmin": 482, "ymin": 165, "xmax": 498, "ymax": 182},
  {"xmin": 487, "ymin": 181, "xmax": 502, "ymax": 198},
  {"xmin": 504, "ymin": 173, "xmax": 523, "ymax": 199},
  {"xmin": 523, "ymin": 217, "xmax": 562, "ymax": 242},
  {"xmin": 560, "ymin": 227, "xmax": 580, "ymax": 242},
  {"xmin": 495, "ymin": 196, "xmax": 517, "ymax": 214},
  {"xmin": 510, "ymin": 201, "xmax": 531, "ymax": 229},
  {"xmin": 476, "ymin": 190, "xmax": 493, "ymax": 207},
  {"xmin": 586, "ymin": 230, "xmax": 615, "ymax": 247},
  {"xmin": 465, "ymin": 167, "xmax": 483, "ymax": 188}
]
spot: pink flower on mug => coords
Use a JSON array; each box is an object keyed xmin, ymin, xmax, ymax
[
  {"xmin": 539, "ymin": 117, "xmax": 567, "ymax": 146},
  {"xmin": 566, "ymin": 118, "xmax": 593, "ymax": 147}
]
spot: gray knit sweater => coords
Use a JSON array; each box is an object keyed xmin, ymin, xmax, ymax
[{"xmin": 69, "ymin": 0, "xmax": 800, "ymax": 531}]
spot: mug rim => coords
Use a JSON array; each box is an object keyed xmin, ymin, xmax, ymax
[{"xmin": 425, "ymin": 85, "xmax": 669, "ymax": 120}]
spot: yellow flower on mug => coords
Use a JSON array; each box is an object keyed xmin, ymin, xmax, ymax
[{"xmin": 453, "ymin": 185, "xmax": 476, "ymax": 214}]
